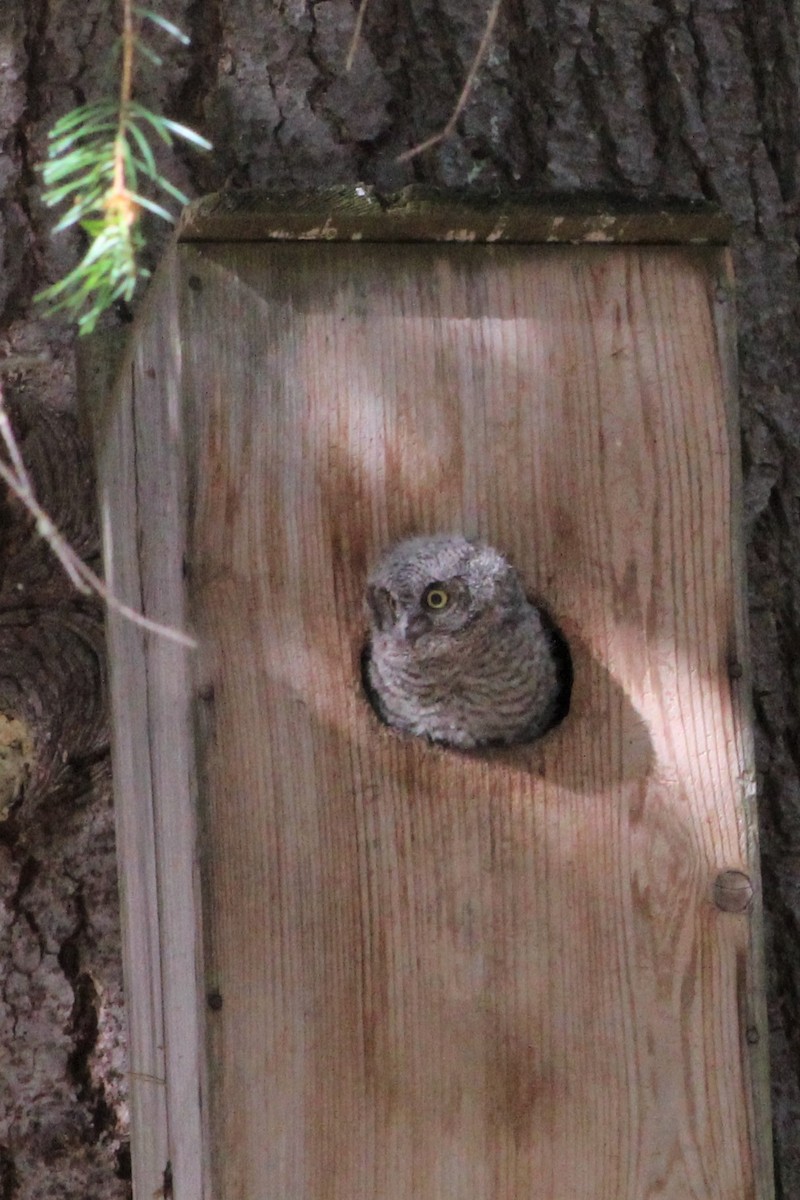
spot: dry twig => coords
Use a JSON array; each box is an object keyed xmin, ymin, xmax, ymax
[
  {"xmin": 0, "ymin": 384, "xmax": 196, "ymax": 648},
  {"xmin": 345, "ymin": 0, "xmax": 371, "ymax": 71},
  {"xmin": 346, "ymin": 0, "xmax": 503, "ymax": 160},
  {"xmin": 398, "ymin": 0, "xmax": 503, "ymax": 161}
]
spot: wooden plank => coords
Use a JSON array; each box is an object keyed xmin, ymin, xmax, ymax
[
  {"xmin": 75, "ymin": 328, "xmax": 128, "ymax": 445},
  {"xmin": 97, "ymin": 256, "xmax": 210, "ymax": 1200},
  {"xmin": 174, "ymin": 240, "xmax": 771, "ymax": 1200},
  {"xmin": 177, "ymin": 186, "xmax": 731, "ymax": 245},
  {"xmin": 711, "ymin": 262, "xmax": 774, "ymax": 1191},
  {"xmin": 130, "ymin": 255, "xmax": 209, "ymax": 1200},
  {"xmin": 95, "ymin": 349, "xmax": 170, "ymax": 1199}
]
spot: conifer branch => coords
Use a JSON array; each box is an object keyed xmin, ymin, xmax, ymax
[{"xmin": 36, "ymin": 0, "xmax": 210, "ymax": 334}]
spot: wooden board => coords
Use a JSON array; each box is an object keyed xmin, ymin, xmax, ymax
[
  {"xmin": 97, "ymin": 257, "xmax": 208, "ymax": 1200},
  {"xmin": 100, "ymin": 235, "xmax": 772, "ymax": 1200},
  {"xmin": 95, "ymin": 341, "xmax": 170, "ymax": 1200},
  {"xmin": 178, "ymin": 185, "xmax": 732, "ymax": 245}
]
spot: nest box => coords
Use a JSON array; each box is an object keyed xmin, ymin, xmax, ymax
[{"xmin": 93, "ymin": 189, "xmax": 773, "ymax": 1200}]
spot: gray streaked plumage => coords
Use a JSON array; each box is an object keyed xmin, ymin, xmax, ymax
[{"xmin": 364, "ymin": 535, "xmax": 569, "ymax": 749}]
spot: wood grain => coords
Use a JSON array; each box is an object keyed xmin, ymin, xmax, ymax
[
  {"xmin": 102, "ymin": 239, "xmax": 771, "ymax": 1199},
  {"xmin": 97, "ymin": 344, "xmax": 170, "ymax": 1200},
  {"xmin": 98, "ymin": 257, "xmax": 207, "ymax": 1200}
]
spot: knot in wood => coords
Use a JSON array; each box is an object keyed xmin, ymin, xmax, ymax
[{"xmin": 713, "ymin": 869, "xmax": 753, "ymax": 913}]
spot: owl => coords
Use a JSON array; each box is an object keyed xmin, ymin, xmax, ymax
[{"xmin": 363, "ymin": 535, "xmax": 571, "ymax": 749}]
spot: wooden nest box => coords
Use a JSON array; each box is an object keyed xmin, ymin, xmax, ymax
[{"xmin": 95, "ymin": 189, "xmax": 773, "ymax": 1200}]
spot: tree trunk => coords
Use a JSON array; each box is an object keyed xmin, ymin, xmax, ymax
[{"xmin": 1, "ymin": 1, "xmax": 798, "ymax": 1196}]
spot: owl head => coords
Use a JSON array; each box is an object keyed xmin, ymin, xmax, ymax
[{"xmin": 365, "ymin": 535, "xmax": 526, "ymax": 644}]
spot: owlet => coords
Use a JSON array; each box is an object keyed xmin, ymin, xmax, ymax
[{"xmin": 363, "ymin": 535, "xmax": 571, "ymax": 749}]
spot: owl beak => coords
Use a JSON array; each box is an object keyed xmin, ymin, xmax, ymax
[{"xmin": 403, "ymin": 613, "xmax": 429, "ymax": 642}]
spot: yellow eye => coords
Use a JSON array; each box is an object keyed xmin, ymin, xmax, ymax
[{"xmin": 424, "ymin": 584, "xmax": 450, "ymax": 611}]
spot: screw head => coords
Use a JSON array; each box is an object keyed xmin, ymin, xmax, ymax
[{"xmin": 713, "ymin": 869, "xmax": 753, "ymax": 913}]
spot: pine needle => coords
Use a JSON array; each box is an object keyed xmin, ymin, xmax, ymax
[{"xmin": 36, "ymin": 0, "xmax": 210, "ymax": 334}]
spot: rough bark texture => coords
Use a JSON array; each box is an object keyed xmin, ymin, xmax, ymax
[{"xmin": 0, "ymin": 1, "xmax": 798, "ymax": 1196}]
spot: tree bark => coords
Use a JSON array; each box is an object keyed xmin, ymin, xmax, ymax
[{"xmin": 1, "ymin": 1, "xmax": 798, "ymax": 1196}]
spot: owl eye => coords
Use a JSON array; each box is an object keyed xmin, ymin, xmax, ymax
[{"xmin": 423, "ymin": 584, "xmax": 450, "ymax": 611}]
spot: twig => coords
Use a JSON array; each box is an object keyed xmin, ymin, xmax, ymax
[
  {"xmin": 0, "ymin": 404, "xmax": 34, "ymax": 495},
  {"xmin": 0, "ymin": 387, "xmax": 196, "ymax": 648},
  {"xmin": 397, "ymin": 0, "xmax": 503, "ymax": 162},
  {"xmin": 345, "ymin": 0, "xmax": 371, "ymax": 71},
  {"xmin": 0, "ymin": 458, "xmax": 89, "ymax": 592}
]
